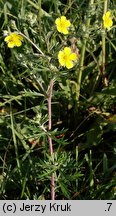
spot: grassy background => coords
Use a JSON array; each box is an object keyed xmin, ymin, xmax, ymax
[{"xmin": 0, "ymin": 0, "xmax": 116, "ymax": 199}]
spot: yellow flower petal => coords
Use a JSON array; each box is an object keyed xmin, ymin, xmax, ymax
[
  {"xmin": 65, "ymin": 20, "xmax": 71, "ymax": 28},
  {"xmin": 61, "ymin": 16, "xmax": 66, "ymax": 22},
  {"xmin": 58, "ymin": 51, "xmax": 65, "ymax": 66},
  {"xmin": 62, "ymin": 28, "xmax": 69, "ymax": 35},
  {"xmin": 15, "ymin": 40, "xmax": 22, "ymax": 47},
  {"xmin": 70, "ymin": 53, "xmax": 77, "ymax": 61},
  {"xmin": 4, "ymin": 35, "xmax": 11, "ymax": 42},
  {"xmin": 11, "ymin": 33, "xmax": 17, "ymax": 38},
  {"xmin": 64, "ymin": 47, "xmax": 71, "ymax": 55},
  {"xmin": 103, "ymin": 11, "xmax": 110, "ymax": 21},
  {"xmin": 8, "ymin": 41, "xmax": 15, "ymax": 48},
  {"xmin": 66, "ymin": 60, "xmax": 73, "ymax": 69},
  {"xmin": 104, "ymin": 19, "xmax": 113, "ymax": 29},
  {"xmin": 57, "ymin": 25, "xmax": 63, "ymax": 33},
  {"xmin": 55, "ymin": 18, "xmax": 60, "ymax": 25},
  {"xmin": 105, "ymin": 11, "xmax": 111, "ymax": 17},
  {"xmin": 109, "ymin": 19, "xmax": 113, "ymax": 26},
  {"xmin": 58, "ymin": 51, "xmax": 64, "ymax": 59}
]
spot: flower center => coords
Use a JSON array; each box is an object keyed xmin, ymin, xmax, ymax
[
  {"xmin": 106, "ymin": 18, "xmax": 110, "ymax": 23},
  {"xmin": 60, "ymin": 21, "xmax": 66, "ymax": 29},
  {"xmin": 9, "ymin": 36, "xmax": 14, "ymax": 43},
  {"xmin": 63, "ymin": 54, "xmax": 69, "ymax": 62}
]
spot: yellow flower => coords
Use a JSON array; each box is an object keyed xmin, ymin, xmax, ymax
[
  {"xmin": 55, "ymin": 16, "xmax": 71, "ymax": 34},
  {"xmin": 4, "ymin": 32, "xmax": 23, "ymax": 48},
  {"xmin": 58, "ymin": 47, "xmax": 77, "ymax": 69},
  {"xmin": 103, "ymin": 11, "xmax": 113, "ymax": 30}
]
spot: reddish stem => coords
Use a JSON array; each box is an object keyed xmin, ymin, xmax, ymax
[{"xmin": 47, "ymin": 79, "xmax": 55, "ymax": 200}]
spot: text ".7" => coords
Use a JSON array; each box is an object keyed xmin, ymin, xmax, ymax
[{"xmin": 106, "ymin": 203, "xmax": 112, "ymax": 212}]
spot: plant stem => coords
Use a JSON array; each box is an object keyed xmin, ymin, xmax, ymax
[
  {"xmin": 76, "ymin": 0, "xmax": 94, "ymax": 101},
  {"xmin": 27, "ymin": 0, "xmax": 50, "ymax": 17},
  {"xmin": 19, "ymin": 30, "xmax": 55, "ymax": 199},
  {"xmin": 48, "ymin": 79, "xmax": 55, "ymax": 200},
  {"xmin": 38, "ymin": 0, "xmax": 42, "ymax": 35},
  {"xmin": 19, "ymin": 32, "xmax": 45, "ymax": 56},
  {"xmin": 10, "ymin": 104, "xmax": 21, "ymax": 175},
  {"xmin": 101, "ymin": 0, "xmax": 108, "ymax": 86},
  {"xmin": 33, "ymin": 75, "xmax": 48, "ymax": 98}
]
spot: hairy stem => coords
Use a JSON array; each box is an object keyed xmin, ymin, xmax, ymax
[
  {"xmin": 19, "ymin": 30, "xmax": 55, "ymax": 199},
  {"xmin": 19, "ymin": 32, "xmax": 45, "ymax": 56},
  {"xmin": 48, "ymin": 79, "xmax": 55, "ymax": 200}
]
